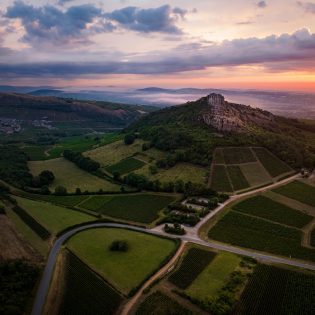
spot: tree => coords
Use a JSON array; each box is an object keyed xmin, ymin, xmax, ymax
[
  {"xmin": 124, "ymin": 134, "xmax": 135, "ymax": 145},
  {"xmin": 109, "ymin": 240, "xmax": 128, "ymax": 252},
  {"xmin": 113, "ymin": 171, "xmax": 121, "ymax": 181},
  {"xmin": 75, "ymin": 187, "xmax": 82, "ymax": 195},
  {"xmin": 39, "ymin": 170, "xmax": 55, "ymax": 186},
  {"xmin": 40, "ymin": 185, "xmax": 51, "ymax": 195},
  {"xmin": 55, "ymin": 186, "xmax": 67, "ymax": 196}
]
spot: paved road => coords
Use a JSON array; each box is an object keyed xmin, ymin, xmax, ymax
[
  {"xmin": 32, "ymin": 220, "xmax": 315, "ymax": 315},
  {"xmin": 32, "ymin": 173, "xmax": 311, "ymax": 315}
]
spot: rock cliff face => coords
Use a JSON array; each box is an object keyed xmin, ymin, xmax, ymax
[{"xmin": 198, "ymin": 93, "xmax": 277, "ymax": 133}]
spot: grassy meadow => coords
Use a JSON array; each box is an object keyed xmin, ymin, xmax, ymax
[
  {"xmin": 14, "ymin": 196, "xmax": 94, "ymax": 234},
  {"xmin": 67, "ymin": 228, "xmax": 177, "ymax": 294},
  {"xmin": 28, "ymin": 157, "xmax": 121, "ymax": 193}
]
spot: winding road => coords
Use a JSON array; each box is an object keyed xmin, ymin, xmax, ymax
[{"xmin": 31, "ymin": 173, "xmax": 315, "ymax": 315}]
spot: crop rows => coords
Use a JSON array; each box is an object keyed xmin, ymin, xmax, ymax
[
  {"xmin": 106, "ymin": 157, "xmax": 145, "ymax": 175},
  {"xmin": 233, "ymin": 264, "xmax": 315, "ymax": 315},
  {"xmin": 227, "ymin": 165, "xmax": 250, "ymax": 191},
  {"xmin": 232, "ymin": 195, "xmax": 313, "ymax": 228},
  {"xmin": 59, "ymin": 251, "xmax": 123, "ymax": 315},
  {"xmin": 252, "ymin": 147, "xmax": 291, "ymax": 177},
  {"xmin": 168, "ymin": 248, "xmax": 216, "ymax": 289},
  {"xmin": 80, "ymin": 194, "xmax": 175, "ymax": 224},
  {"xmin": 12, "ymin": 205, "xmax": 51, "ymax": 240},
  {"xmin": 210, "ymin": 165, "xmax": 233, "ymax": 192},
  {"xmin": 222, "ymin": 147, "xmax": 256, "ymax": 164},
  {"xmin": 208, "ymin": 211, "xmax": 315, "ymax": 262},
  {"xmin": 273, "ymin": 180, "xmax": 315, "ymax": 207},
  {"xmin": 136, "ymin": 291, "xmax": 193, "ymax": 315}
]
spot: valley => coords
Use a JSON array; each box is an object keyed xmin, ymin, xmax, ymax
[{"xmin": 0, "ymin": 92, "xmax": 314, "ymax": 315}]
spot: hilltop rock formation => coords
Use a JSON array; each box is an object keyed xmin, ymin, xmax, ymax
[{"xmin": 198, "ymin": 93, "xmax": 278, "ymax": 133}]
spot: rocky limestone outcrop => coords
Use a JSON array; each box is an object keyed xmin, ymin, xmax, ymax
[{"xmin": 198, "ymin": 93, "xmax": 277, "ymax": 133}]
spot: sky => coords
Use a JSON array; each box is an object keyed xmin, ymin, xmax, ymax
[{"xmin": 1, "ymin": 0, "xmax": 315, "ymax": 91}]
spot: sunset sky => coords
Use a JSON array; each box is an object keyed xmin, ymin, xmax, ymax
[{"xmin": 1, "ymin": 0, "xmax": 315, "ymax": 91}]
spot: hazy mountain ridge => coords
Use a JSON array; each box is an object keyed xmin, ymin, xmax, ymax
[{"xmin": 0, "ymin": 93, "xmax": 156, "ymax": 127}]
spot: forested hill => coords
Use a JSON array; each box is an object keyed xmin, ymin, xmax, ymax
[
  {"xmin": 127, "ymin": 93, "xmax": 315, "ymax": 169},
  {"xmin": 0, "ymin": 93, "xmax": 156, "ymax": 127}
]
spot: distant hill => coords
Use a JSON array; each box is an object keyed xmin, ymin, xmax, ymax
[
  {"xmin": 0, "ymin": 93, "xmax": 156, "ymax": 128},
  {"xmin": 128, "ymin": 93, "xmax": 315, "ymax": 169}
]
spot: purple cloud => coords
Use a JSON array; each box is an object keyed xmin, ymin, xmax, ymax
[
  {"xmin": 4, "ymin": 2, "xmax": 187, "ymax": 47},
  {"xmin": 105, "ymin": 5, "xmax": 186, "ymax": 34},
  {"xmin": 1, "ymin": 28, "xmax": 315, "ymax": 78},
  {"xmin": 257, "ymin": 1, "xmax": 267, "ymax": 8},
  {"xmin": 297, "ymin": 1, "xmax": 315, "ymax": 13}
]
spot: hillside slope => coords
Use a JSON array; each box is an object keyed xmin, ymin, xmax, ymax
[
  {"xmin": 128, "ymin": 93, "xmax": 315, "ymax": 169},
  {"xmin": 0, "ymin": 93, "xmax": 155, "ymax": 127}
]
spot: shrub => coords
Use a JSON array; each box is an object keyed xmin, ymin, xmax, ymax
[
  {"xmin": 124, "ymin": 134, "xmax": 135, "ymax": 145},
  {"xmin": 109, "ymin": 240, "xmax": 129, "ymax": 252},
  {"xmin": 55, "ymin": 185, "xmax": 68, "ymax": 196}
]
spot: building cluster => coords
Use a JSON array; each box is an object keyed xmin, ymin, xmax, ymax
[{"xmin": 0, "ymin": 118, "xmax": 21, "ymax": 134}]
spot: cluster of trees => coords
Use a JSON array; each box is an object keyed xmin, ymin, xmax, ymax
[
  {"xmin": 0, "ymin": 145, "xmax": 33, "ymax": 188},
  {"xmin": 0, "ymin": 260, "xmax": 40, "ymax": 315},
  {"xmin": 164, "ymin": 223, "xmax": 186, "ymax": 235},
  {"xmin": 63, "ymin": 150, "xmax": 100, "ymax": 172},
  {"xmin": 32, "ymin": 170, "xmax": 55, "ymax": 189},
  {"xmin": 160, "ymin": 212, "xmax": 200, "ymax": 226},
  {"xmin": 123, "ymin": 172, "xmax": 216, "ymax": 196}
]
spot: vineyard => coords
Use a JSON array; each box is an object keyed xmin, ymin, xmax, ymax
[
  {"xmin": 227, "ymin": 165, "xmax": 249, "ymax": 191},
  {"xmin": 273, "ymin": 180, "xmax": 315, "ymax": 207},
  {"xmin": 168, "ymin": 248, "xmax": 216, "ymax": 289},
  {"xmin": 210, "ymin": 165, "xmax": 233, "ymax": 192},
  {"xmin": 232, "ymin": 195, "xmax": 313, "ymax": 228},
  {"xmin": 252, "ymin": 147, "xmax": 292, "ymax": 177},
  {"xmin": 136, "ymin": 291, "xmax": 193, "ymax": 315},
  {"xmin": 106, "ymin": 157, "xmax": 145, "ymax": 175},
  {"xmin": 59, "ymin": 251, "xmax": 123, "ymax": 315},
  {"xmin": 208, "ymin": 211, "xmax": 315, "ymax": 262},
  {"xmin": 79, "ymin": 194, "xmax": 176, "ymax": 224},
  {"xmin": 222, "ymin": 147, "xmax": 256, "ymax": 164},
  {"xmin": 233, "ymin": 264, "xmax": 315, "ymax": 315},
  {"xmin": 12, "ymin": 205, "xmax": 51, "ymax": 240}
]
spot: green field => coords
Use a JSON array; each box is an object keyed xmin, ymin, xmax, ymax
[
  {"xmin": 186, "ymin": 252, "xmax": 241, "ymax": 301},
  {"xmin": 210, "ymin": 165, "xmax": 233, "ymax": 192},
  {"xmin": 222, "ymin": 147, "xmax": 256, "ymax": 164},
  {"xmin": 48, "ymin": 133, "xmax": 122, "ymax": 159},
  {"xmin": 59, "ymin": 250, "xmax": 123, "ymax": 315},
  {"xmin": 106, "ymin": 157, "xmax": 145, "ymax": 175},
  {"xmin": 67, "ymin": 228, "xmax": 177, "ymax": 294},
  {"xmin": 84, "ymin": 139, "xmax": 145, "ymax": 167},
  {"xmin": 227, "ymin": 165, "xmax": 250, "ymax": 191},
  {"xmin": 240, "ymin": 162, "xmax": 272, "ymax": 187},
  {"xmin": 213, "ymin": 148, "xmax": 225, "ymax": 164},
  {"xmin": 22, "ymin": 145, "xmax": 48, "ymax": 160},
  {"xmin": 18, "ymin": 192, "xmax": 89, "ymax": 207},
  {"xmin": 28, "ymin": 157, "xmax": 121, "ymax": 193},
  {"xmin": 5, "ymin": 207, "xmax": 50, "ymax": 256},
  {"xmin": 136, "ymin": 291, "xmax": 193, "ymax": 315},
  {"xmin": 234, "ymin": 264, "xmax": 315, "ymax": 315},
  {"xmin": 136, "ymin": 162, "xmax": 208, "ymax": 185},
  {"xmin": 208, "ymin": 211, "xmax": 315, "ymax": 262},
  {"xmin": 273, "ymin": 180, "xmax": 315, "ymax": 207},
  {"xmin": 233, "ymin": 195, "xmax": 313, "ymax": 228},
  {"xmin": 79, "ymin": 194, "xmax": 176, "ymax": 224},
  {"xmin": 252, "ymin": 147, "xmax": 292, "ymax": 177},
  {"xmin": 168, "ymin": 248, "xmax": 216, "ymax": 289},
  {"xmin": 14, "ymin": 196, "xmax": 94, "ymax": 234}
]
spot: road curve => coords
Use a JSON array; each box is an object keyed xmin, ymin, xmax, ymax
[{"xmin": 32, "ymin": 219, "xmax": 315, "ymax": 315}]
